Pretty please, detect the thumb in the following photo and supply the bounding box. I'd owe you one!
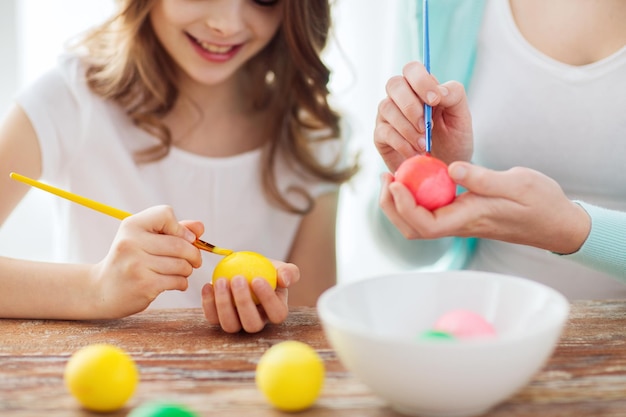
[180,220,205,240]
[273,261,300,288]
[448,161,513,198]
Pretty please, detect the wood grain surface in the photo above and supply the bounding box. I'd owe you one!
[1,301,626,416]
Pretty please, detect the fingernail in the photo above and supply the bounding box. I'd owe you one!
[184,230,196,243]
[252,277,269,290]
[232,276,247,289]
[426,91,438,104]
[449,164,468,181]
[216,278,228,291]
[388,184,401,198]
[438,85,449,96]
[282,272,291,287]
[418,118,425,132]
[417,137,426,151]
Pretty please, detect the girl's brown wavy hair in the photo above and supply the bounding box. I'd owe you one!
[75,0,358,214]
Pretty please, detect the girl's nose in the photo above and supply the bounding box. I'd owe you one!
[204,0,245,37]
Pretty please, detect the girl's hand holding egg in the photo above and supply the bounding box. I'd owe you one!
[212,251,277,304]
[202,252,300,333]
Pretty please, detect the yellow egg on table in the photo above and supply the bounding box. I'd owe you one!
[64,343,138,412]
[256,340,325,412]
[212,251,277,304]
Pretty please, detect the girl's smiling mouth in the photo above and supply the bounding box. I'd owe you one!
[186,33,242,59]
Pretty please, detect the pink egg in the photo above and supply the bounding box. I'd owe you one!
[433,309,496,339]
[393,154,456,211]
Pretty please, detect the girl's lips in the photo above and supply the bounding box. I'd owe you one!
[186,34,242,62]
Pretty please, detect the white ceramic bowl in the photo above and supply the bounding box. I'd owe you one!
[317,271,570,417]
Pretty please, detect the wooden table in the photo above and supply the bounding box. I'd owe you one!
[1,301,626,416]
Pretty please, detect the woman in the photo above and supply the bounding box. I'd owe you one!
[374,0,626,298]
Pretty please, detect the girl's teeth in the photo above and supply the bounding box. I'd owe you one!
[198,41,233,54]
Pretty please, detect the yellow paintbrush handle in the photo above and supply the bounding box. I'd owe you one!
[10,172,132,220]
[9,172,233,256]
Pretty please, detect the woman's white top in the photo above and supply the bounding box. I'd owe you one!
[17,54,338,308]
[467,0,626,298]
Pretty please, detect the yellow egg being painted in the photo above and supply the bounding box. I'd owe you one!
[212,251,277,304]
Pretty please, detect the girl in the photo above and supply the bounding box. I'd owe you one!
[374,0,626,297]
[0,0,357,332]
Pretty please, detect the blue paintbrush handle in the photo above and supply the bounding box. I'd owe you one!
[423,0,432,153]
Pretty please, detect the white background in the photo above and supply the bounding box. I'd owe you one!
[0,0,416,282]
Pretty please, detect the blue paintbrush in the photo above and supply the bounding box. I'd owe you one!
[423,0,432,154]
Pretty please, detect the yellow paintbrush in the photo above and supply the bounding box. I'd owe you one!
[9,172,233,256]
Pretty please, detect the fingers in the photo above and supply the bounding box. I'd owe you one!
[123,206,203,268]
[436,81,467,110]
[401,61,441,108]
[379,171,464,240]
[210,277,244,333]
[179,220,205,241]
[203,277,272,334]
[135,234,203,268]
[158,275,189,292]
[379,172,423,239]
[385,75,425,134]
[252,278,289,324]
[141,254,193,284]
[98,205,208,316]
[384,180,441,239]
[400,61,470,126]
[201,267,294,334]
[376,97,424,159]
[378,63,434,154]
[388,184,465,238]
[137,205,197,243]
[201,282,219,325]
[375,62,472,173]
[231,277,268,333]
[375,74,427,172]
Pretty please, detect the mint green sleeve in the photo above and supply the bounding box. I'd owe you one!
[560,201,626,281]
[415,0,486,87]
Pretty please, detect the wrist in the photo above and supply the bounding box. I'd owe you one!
[552,201,591,255]
[81,262,110,319]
